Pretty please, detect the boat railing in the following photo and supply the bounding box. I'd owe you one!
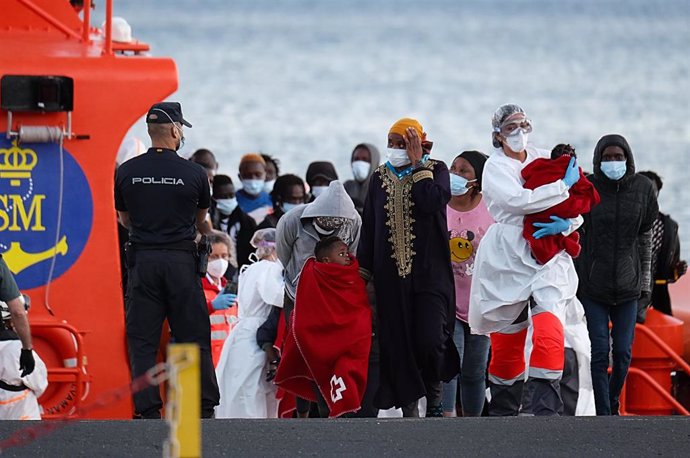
[633,323,690,377]
[620,322,690,416]
[12,0,149,56]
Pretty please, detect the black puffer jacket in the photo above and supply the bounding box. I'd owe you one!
[576,134,658,304]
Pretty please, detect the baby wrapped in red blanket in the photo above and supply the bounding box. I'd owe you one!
[522,145,600,264]
[274,236,372,417]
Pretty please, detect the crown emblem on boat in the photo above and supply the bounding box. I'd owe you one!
[0,140,38,186]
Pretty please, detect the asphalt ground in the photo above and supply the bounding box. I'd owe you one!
[1,417,689,457]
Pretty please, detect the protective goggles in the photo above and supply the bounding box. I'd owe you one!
[495,117,533,137]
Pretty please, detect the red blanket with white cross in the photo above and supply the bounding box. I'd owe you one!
[274,256,372,418]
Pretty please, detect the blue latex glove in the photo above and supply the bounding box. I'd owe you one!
[533,216,571,239]
[562,156,580,188]
[211,293,236,311]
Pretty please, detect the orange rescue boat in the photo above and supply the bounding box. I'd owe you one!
[0,0,178,419]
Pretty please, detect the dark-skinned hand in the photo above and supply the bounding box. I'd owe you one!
[404,127,424,165]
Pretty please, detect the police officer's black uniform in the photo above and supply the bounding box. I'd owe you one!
[114,102,219,418]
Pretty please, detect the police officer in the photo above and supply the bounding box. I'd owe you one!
[0,257,35,378]
[114,102,220,419]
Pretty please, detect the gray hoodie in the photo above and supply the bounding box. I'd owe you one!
[276,180,361,300]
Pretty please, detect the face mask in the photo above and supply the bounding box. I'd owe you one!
[313,221,336,237]
[450,174,477,196]
[241,179,264,196]
[386,148,411,168]
[263,179,276,193]
[215,198,238,215]
[504,129,528,153]
[207,258,229,278]
[282,202,299,213]
[171,122,185,151]
[352,161,371,182]
[311,186,328,198]
[600,160,627,181]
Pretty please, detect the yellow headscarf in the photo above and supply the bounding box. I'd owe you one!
[388,118,425,140]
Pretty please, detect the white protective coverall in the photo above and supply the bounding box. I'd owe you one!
[469,146,581,334]
[0,340,48,420]
[563,297,595,415]
[523,297,596,415]
[215,259,284,418]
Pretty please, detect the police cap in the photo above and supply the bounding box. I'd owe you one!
[146,102,192,128]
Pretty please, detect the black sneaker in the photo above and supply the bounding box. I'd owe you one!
[426,405,444,418]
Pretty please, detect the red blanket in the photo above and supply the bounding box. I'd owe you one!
[522,156,600,264]
[273,308,296,419]
[274,256,372,418]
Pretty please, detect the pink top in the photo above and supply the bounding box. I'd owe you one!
[447,201,494,322]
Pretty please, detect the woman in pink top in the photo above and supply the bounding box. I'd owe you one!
[441,151,493,416]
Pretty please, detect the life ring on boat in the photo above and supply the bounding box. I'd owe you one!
[32,323,89,418]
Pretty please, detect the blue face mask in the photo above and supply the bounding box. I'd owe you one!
[241,179,265,196]
[282,202,299,213]
[450,173,477,196]
[215,197,238,215]
[600,160,627,181]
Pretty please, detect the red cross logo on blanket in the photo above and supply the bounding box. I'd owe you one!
[330,375,347,403]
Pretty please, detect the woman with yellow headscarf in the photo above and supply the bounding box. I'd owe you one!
[357,118,460,417]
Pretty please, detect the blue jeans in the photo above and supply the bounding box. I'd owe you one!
[442,320,490,416]
[580,297,638,415]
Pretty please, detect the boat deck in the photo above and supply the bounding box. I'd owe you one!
[1,417,689,457]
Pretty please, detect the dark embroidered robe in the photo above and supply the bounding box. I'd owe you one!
[358,159,460,409]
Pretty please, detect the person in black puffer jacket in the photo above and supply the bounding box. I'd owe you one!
[575,134,658,416]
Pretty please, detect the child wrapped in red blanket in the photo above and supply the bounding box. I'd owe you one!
[522,145,600,264]
[274,236,372,417]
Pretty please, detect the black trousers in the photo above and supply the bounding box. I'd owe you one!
[561,348,580,416]
[125,249,220,418]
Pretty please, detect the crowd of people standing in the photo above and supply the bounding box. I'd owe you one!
[112,101,685,421]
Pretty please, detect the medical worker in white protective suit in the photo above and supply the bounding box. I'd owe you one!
[215,228,284,418]
[0,301,48,420]
[468,103,583,416]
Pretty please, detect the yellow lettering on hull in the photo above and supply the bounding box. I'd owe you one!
[0,195,46,231]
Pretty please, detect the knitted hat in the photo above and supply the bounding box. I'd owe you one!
[459,150,489,190]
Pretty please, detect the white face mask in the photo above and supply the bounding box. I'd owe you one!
[207,258,229,278]
[216,197,237,215]
[215,197,238,215]
[263,179,276,193]
[311,186,328,198]
[351,161,371,182]
[241,179,265,196]
[386,148,411,168]
[504,129,528,153]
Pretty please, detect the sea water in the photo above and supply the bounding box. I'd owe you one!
[113,0,690,255]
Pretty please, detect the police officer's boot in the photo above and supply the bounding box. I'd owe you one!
[521,377,563,416]
[488,380,524,416]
